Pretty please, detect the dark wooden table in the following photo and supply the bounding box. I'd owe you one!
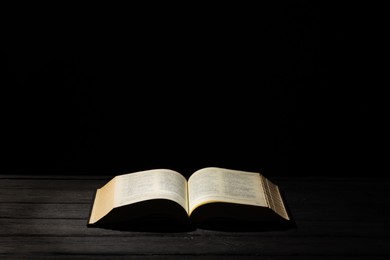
[1,175,389,259]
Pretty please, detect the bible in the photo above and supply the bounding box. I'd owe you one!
[87,167,293,231]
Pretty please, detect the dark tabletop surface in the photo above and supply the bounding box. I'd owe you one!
[1,175,389,259]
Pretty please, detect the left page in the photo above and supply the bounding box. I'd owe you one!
[114,169,188,213]
[88,169,188,225]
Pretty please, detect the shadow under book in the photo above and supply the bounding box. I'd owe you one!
[87,167,295,232]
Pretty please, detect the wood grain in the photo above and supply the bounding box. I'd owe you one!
[0,176,389,259]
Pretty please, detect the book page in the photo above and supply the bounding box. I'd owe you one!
[188,167,267,214]
[114,169,188,213]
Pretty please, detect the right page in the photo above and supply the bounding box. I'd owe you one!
[188,167,268,215]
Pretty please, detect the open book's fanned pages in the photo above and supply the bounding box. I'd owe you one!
[260,175,290,220]
[87,167,293,230]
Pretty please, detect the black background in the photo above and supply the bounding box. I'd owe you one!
[1,3,364,178]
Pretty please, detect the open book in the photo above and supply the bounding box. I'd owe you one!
[87,167,292,231]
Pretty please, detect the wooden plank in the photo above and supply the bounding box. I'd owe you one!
[1,176,388,188]
[0,236,389,256]
[1,187,387,209]
[0,179,108,190]
[0,203,87,219]
[2,256,388,260]
[2,200,388,222]
[1,178,389,205]
[1,177,388,195]
[0,189,95,203]
[1,178,389,222]
[0,218,389,238]
[0,199,388,224]
[0,175,112,180]
[1,175,388,181]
